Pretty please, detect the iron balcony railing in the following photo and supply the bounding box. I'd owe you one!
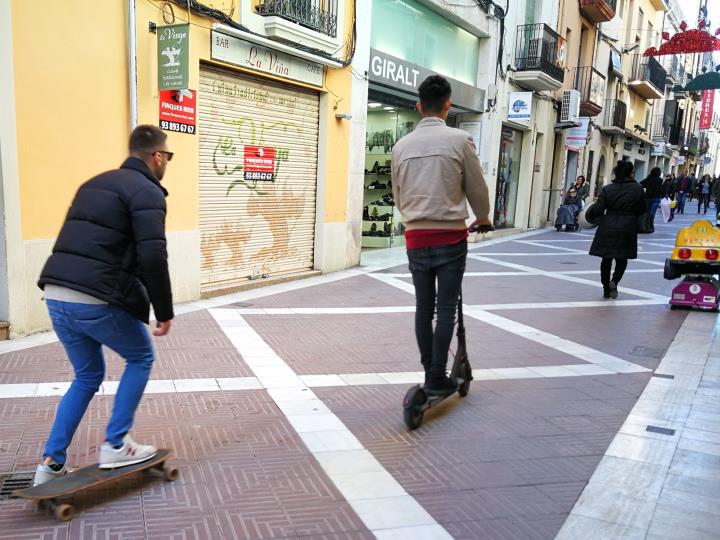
[651,115,670,141]
[514,23,566,83]
[630,54,667,94]
[257,0,338,37]
[602,99,627,129]
[574,66,606,110]
[661,55,681,84]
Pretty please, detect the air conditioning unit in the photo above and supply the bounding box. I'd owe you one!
[561,90,581,123]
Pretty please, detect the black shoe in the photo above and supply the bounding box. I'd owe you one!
[608,281,618,299]
[603,287,610,299]
[425,376,458,397]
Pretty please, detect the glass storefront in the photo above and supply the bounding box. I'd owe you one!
[494,126,522,229]
[362,92,421,248]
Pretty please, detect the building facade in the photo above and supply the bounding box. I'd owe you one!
[0,0,365,335]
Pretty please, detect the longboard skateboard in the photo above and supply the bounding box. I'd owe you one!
[13,449,178,521]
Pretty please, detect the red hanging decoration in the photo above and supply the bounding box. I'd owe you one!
[662,31,670,40]
[644,29,720,56]
[680,21,688,31]
[699,20,707,30]
[716,28,720,36]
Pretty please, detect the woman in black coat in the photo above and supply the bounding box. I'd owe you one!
[587,161,647,298]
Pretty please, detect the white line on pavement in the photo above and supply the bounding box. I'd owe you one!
[469,254,667,301]
[367,274,651,375]
[207,308,454,539]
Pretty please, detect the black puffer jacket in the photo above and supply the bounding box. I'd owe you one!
[38,157,173,323]
[588,177,646,259]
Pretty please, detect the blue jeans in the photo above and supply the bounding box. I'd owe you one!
[677,192,687,213]
[647,197,662,224]
[407,241,467,381]
[44,300,155,464]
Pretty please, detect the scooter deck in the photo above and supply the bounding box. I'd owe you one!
[13,449,172,501]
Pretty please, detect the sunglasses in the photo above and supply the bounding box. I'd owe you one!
[156,150,174,162]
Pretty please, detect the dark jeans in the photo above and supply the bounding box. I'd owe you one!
[601,258,628,287]
[677,192,687,213]
[407,241,467,381]
[698,193,710,213]
[647,197,662,224]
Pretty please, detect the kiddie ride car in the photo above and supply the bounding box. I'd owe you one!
[664,220,720,311]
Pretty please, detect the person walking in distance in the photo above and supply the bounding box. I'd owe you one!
[676,174,688,214]
[34,125,174,485]
[697,174,712,214]
[640,167,663,225]
[587,161,646,299]
[392,75,491,396]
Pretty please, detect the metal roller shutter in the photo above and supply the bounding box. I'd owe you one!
[198,64,319,292]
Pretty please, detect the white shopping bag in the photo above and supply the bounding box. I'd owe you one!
[660,197,671,223]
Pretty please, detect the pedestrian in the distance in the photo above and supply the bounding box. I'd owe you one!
[697,174,712,214]
[34,125,175,486]
[587,160,646,299]
[640,167,663,225]
[392,75,491,396]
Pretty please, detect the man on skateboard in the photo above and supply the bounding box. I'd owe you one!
[391,75,491,396]
[34,125,174,485]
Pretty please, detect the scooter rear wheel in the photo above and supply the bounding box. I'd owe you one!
[403,386,426,430]
[458,362,472,397]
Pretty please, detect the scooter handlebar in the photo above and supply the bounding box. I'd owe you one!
[468,224,494,234]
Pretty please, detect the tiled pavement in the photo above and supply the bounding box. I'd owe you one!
[0,212,719,538]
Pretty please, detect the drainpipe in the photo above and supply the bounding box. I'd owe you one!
[128,0,138,129]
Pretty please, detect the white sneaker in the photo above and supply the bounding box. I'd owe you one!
[33,462,68,486]
[98,435,157,469]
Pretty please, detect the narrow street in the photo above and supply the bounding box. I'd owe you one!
[1,212,718,539]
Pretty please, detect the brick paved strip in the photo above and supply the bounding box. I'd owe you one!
[208,308,454,539]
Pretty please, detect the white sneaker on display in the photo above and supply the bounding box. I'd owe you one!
[98,435,157,469]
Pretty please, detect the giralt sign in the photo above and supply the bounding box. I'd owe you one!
[368,48,485,113]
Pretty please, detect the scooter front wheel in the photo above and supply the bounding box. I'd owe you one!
[403,385,426,430]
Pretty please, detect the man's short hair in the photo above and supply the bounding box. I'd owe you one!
[418,75,452,113]
[129,125,167,155]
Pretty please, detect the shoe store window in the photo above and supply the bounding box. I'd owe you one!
[494,126,522,229]
[363,93,455,248]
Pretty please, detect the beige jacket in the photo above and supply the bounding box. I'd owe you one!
[391,117,490,230]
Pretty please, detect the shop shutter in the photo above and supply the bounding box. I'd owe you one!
[198,64,319,293]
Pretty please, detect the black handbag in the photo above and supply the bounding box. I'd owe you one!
[637,212,654,234]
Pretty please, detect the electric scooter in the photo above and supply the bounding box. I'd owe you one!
[401,223,492,430]
[402,291,472,430]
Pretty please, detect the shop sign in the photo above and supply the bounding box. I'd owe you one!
[566,117,590,147]
[244,146,276,182]
[651,143,665,156]
[508,92,532,123]
[211,31,323,87]
[369,48,485,113]
[159,89,196,134]
[700,90,715,130]
[158,24,190,91]
[677,156,686,165]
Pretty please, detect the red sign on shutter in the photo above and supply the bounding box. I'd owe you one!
[159,89,196,134]
[700,90,715,130]
[243,146,276,181]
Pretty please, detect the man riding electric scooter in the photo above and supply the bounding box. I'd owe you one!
[391,75,491,397]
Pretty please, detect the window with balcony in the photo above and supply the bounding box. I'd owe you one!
[629,54,666,99]
[579,0,617,24]
[573,66,606,117]
[513,23,566,90]
[601,99,627,133]
[256,0,338,38]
